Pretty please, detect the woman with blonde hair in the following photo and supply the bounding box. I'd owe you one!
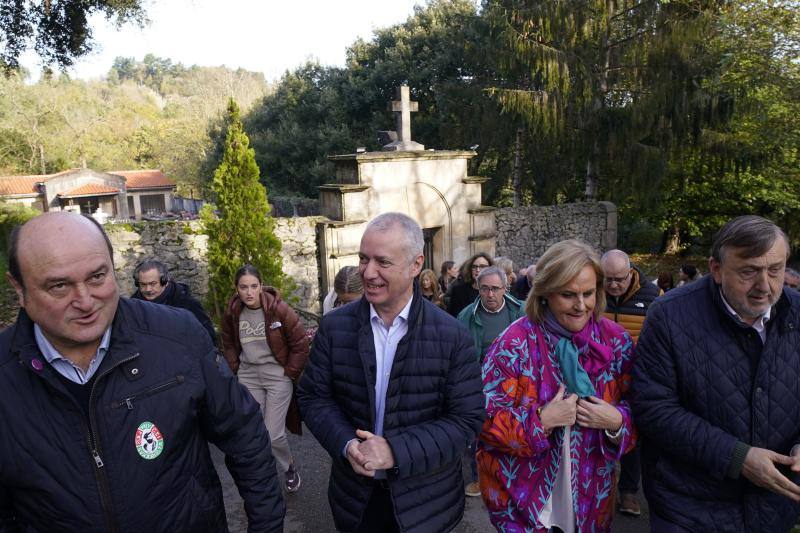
[419,268,445,308]
[478,240,636,532]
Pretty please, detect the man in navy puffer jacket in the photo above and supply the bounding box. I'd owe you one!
[0,212,284,532]
[299,212,484,533]
[632,215,800,532]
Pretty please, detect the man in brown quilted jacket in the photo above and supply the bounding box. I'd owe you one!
[601,248,661,517]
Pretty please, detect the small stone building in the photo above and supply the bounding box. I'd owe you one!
[0,168,176,220]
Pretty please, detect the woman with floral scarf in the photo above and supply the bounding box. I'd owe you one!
[478,239,636,532]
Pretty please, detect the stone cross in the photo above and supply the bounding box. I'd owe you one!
[382,85,425,151]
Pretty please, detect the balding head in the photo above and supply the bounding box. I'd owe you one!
[9,212,114,288]
[601,249,633,297]
[6,212,119,362]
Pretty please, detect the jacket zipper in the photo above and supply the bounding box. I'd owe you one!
[87,351,140,533]
[112,375,185,410]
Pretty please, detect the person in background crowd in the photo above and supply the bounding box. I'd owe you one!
[512,262,537,301]
[439,260,458,294]
[457,265,525,498]
[322,265,363,315]
[632,215,800,532]
[784,267,800,290]
[656,271,674,293]
[419,268,445,308]
[493,256,516,289]
[676,263,699,287]
[446,252,493,317]
[299,212,484,533]
[131,258,217,345]
[479,239,636,532]
[221,264,309,494]
[0,212,285,531]
[601,249,660,517]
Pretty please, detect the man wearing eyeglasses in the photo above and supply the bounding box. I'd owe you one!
[631,215,800,532]
[600,248,661,518]
[457,265,525,498]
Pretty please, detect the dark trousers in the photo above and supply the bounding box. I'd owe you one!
[618,443,641,494]
[356,484,399,533]
[650,512,695,533]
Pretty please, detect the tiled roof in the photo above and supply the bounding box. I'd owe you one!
[59,184,120,198]
[109,169,175,190]
[0,168,176,196]
[0,176,42,195]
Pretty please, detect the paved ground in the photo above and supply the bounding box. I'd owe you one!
[213,427,649,532]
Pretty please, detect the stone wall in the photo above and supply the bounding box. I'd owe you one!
[106,217,323,316]
[494,201,617,268]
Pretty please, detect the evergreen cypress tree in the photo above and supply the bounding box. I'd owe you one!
[201,98,290,319]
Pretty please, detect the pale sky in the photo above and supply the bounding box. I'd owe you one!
[22,0,427,81]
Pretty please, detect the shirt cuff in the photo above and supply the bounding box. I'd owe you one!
[726,441,751,479]
[342,438,360,458]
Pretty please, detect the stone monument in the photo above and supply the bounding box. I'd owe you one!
[316,84,496,300]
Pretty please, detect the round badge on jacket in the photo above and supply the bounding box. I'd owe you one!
[135,421,165,460]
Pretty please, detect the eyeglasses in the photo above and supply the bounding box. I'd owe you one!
[479,285,504,294]
[472,263,489,271]
[605,271,631,285]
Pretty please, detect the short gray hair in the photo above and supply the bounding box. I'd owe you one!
[364,212,424,263]
[477,265,507,287]
[711,215,790,262]
[600,249,630,268]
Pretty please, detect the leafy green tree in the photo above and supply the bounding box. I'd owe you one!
[639,0,800,252]
[201,99,290,320]
[0,0,146,71]
[482,0,728,200]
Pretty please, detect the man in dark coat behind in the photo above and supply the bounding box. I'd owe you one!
[131,258,217,345]
[631,215,800,532]
[298,212,485,533]
[0,212,284,532]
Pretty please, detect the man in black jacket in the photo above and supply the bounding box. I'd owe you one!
[632,215,800,532]
[0,212,283,532]
[298,212,484,533]
[131,258,217,345]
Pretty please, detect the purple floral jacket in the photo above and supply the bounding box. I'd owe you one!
[477,316,636,532]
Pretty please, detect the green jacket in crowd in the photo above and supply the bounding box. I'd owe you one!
[457,293,525,362]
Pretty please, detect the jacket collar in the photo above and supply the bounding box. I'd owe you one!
[357,280,424,333]
[10,299,142,384]
[610,265,644,306]
[707,274,797,336]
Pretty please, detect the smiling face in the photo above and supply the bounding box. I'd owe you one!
[545,265,597,333]
[8,213,119,361]
[710,237,787,324]
[358,225,423,321]
[236,274,263,310]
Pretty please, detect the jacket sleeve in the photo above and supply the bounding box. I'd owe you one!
[276,302,309,381]
[479,326,552,457]
[598,330,637,461]
[219,304,240,374]
[297,321,357,464]
[197,333,285,532]
[385,325,486,479]
[631,302,742,480]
